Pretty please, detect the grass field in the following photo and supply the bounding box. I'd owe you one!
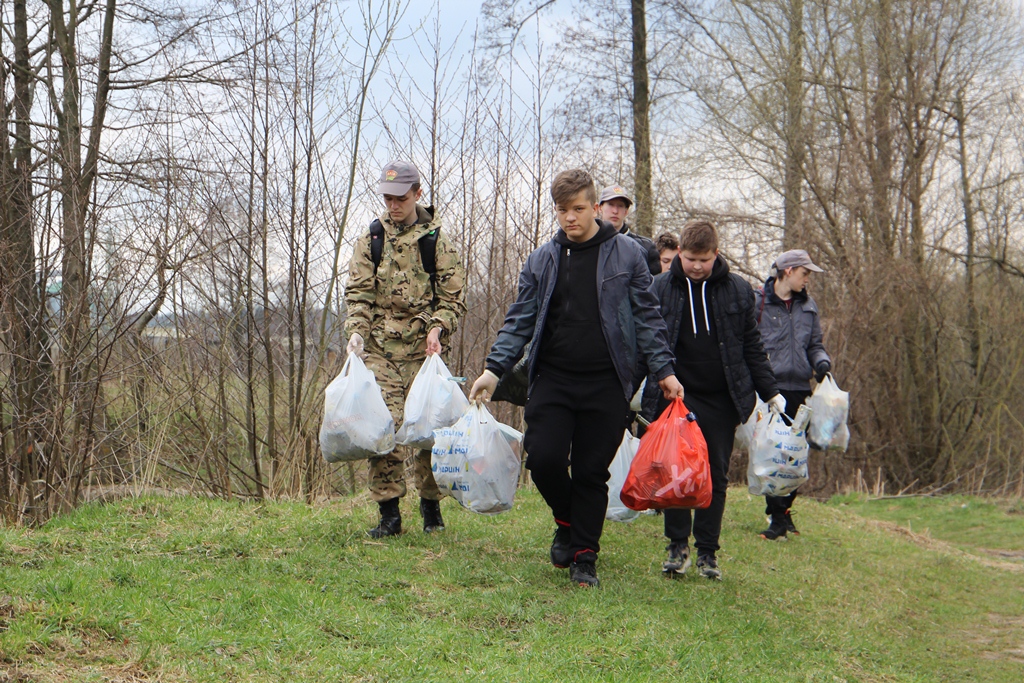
[2,487,1023,681]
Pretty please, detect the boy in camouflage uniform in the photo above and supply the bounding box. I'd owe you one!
[344,160,466,538]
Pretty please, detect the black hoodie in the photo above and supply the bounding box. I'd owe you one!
[538,220,619,375]
[669,254,729,395]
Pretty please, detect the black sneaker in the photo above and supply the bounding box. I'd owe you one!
[569,551,600,588]
[696,553,722,580]
[783,509,799,535]
[550,525,572,568]
[662,542,692,578]
[760,516,788,541]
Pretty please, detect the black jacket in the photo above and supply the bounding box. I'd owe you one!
[638,255,778,422]
[620,224,661,276]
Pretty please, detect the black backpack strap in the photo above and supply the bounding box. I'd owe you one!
[419,228,439,310]
[369,219,384,274]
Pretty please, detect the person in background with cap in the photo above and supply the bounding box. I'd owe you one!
[754,248,831,541]
[599,184,661,276]
[344,160,466,538]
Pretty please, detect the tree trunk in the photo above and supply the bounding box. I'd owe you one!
[631,0,654,238]
[782,0,805,246]
[955,95,980,376]
[0,0,45,522]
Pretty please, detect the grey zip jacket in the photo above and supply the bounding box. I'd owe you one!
[755,276,830,391]
[485,221,675,402]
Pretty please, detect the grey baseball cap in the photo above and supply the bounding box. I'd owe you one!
[376,160,420,195]
[599,184,632,206]
[774,249,824,273]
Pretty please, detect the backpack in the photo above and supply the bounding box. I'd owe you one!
[369,219,439,309]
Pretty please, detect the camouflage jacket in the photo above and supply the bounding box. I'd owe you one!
[344,205,466,360]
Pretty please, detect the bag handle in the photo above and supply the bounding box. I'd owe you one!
[340,354,356,377]
[651,398,696,467]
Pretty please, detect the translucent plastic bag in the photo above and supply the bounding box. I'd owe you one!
[629,378,646,413]
[430,403,522,515]
[606,430,641,522]
[395,355,470,450]
[747,409,809,496]
[734,397,767,452]
[807,374,850,451]
[620,398,712,510]
[319,355,395,463]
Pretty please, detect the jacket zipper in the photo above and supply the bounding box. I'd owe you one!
[788,303,797,381]
[565,248,572,316]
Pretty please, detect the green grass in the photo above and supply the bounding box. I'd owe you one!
[2,488,1023,681]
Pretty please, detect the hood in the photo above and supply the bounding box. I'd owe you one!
[671,254,730,336]
[670,252,730,285]
[553,218,618,250]
[763,275,808,305]
[381,204,438,238]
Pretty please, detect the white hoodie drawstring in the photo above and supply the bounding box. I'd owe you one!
[688,280,698,336]
[687,279,711,336]
[701,280,710,333]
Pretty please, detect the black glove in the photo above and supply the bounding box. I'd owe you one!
[814,360,831,383]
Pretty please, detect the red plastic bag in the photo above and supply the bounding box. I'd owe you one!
[620,398,712,510]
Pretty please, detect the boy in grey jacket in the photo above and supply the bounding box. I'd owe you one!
[470,169,683,588]
[755,249,831,540]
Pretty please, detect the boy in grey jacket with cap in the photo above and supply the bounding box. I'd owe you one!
[754,248,831,540]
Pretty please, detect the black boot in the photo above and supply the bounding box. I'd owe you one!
[760,513,788,541]
[368,498,402,538]
[420,498,445,533]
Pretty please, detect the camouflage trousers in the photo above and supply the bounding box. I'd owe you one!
[363,349,442,503]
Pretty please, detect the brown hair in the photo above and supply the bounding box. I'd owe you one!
[679,220,719,254]
[655,232,679,253]
[550,169,598,206]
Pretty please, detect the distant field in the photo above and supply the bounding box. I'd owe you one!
[1,488,1022,681]
[828,492,1024,560]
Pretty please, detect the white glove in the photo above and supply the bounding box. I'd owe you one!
[469,369,499,402]
[346,333,365,359]
[767,394,787,415]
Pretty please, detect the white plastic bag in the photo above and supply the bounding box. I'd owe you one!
[747,409,809,496]
[319,355,395,462]
[735,397,767,452]
[395,355,470,450]
[629,378,646,413]
[607,430,641,522]
[430,403,522,515]
[807,374,850,451]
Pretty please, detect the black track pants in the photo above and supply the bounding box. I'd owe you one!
[523,369,627,558]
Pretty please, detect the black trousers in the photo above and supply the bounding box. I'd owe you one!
[764,388,813,517]
[523,368,627,558]
[661,392,739,554]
